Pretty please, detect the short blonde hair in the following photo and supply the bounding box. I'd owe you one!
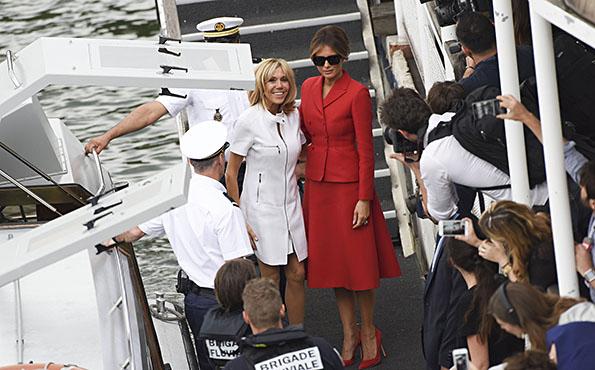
[249,58,296,114]
[242,278,282,329]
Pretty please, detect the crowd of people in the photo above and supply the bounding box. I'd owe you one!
[379,6,595,370]
[86,5,595,370]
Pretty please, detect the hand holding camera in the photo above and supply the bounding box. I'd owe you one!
[384,127,420,163]
[495,95,534,123]
[452,348,469,370]
[438,220,468,237]
[471,98,507,120]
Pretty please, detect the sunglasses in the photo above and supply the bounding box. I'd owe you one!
[311,55,342,67]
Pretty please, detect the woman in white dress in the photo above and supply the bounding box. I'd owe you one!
[225,58,307,325]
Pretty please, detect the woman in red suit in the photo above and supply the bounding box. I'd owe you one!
[300,26,401,369]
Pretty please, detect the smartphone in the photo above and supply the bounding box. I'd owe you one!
[471,98,506,120]
[452,348,469,370]
[438,220,467,237]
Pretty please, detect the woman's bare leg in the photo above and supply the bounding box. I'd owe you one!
[284,253,305,325]
[257,259,280,287]
[355,289,377,360]
[334,288,360,361]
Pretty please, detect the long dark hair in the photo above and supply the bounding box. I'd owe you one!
[488,282,580,351]
[309,25,350,60]
[446,238,500,342]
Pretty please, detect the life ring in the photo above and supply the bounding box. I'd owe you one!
[0,363,86,370]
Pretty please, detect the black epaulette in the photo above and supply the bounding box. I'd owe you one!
[223,192,240,207]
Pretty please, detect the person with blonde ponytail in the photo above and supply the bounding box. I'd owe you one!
[458,200,557,291]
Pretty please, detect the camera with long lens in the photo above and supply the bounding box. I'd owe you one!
[384,127,420,162]
[419,0,492,27]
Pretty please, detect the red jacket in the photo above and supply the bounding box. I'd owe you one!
[299,71,374,200]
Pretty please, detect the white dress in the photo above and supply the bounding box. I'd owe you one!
[230,104,307,265]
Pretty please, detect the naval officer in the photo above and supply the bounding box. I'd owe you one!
[84,16,249,158]
[114,120,253,370]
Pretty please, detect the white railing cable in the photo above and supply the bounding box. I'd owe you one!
[0,168,61,216]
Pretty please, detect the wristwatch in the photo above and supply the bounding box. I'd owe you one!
[583,268,595,285]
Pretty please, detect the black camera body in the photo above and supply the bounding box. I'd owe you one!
[384,127,420,162]
[426,0,492,27]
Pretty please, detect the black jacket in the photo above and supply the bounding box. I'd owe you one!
[422,237,467,370]
[223,327,343,370]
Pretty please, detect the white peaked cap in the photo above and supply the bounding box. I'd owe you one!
[196,17,244,38]
[180,120,228,160]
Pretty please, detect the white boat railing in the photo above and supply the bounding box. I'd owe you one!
[527,0,595,297]
[494,0,532,205]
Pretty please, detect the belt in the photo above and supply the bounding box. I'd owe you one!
[189,281,215,297]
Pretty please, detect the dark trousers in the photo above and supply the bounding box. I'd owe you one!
[185,291,218,370]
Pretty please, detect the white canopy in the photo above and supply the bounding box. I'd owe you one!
[0,37,255,117]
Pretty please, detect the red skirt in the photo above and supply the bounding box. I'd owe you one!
[303,180,401,290]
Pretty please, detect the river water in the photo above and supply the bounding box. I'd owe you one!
[1,0,183,299]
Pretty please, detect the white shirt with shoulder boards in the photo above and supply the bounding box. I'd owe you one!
[420,112,550,220]
[138,174,253,289]
[156,89,250,158]
[230,104,308,266]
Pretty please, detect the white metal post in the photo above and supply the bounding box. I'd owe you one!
[529,1,579,297]
[493,0,531,205]
[393,0,405,41]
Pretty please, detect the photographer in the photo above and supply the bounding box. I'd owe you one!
[380,86,549,221]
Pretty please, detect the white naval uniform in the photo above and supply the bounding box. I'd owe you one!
[230,104,307,266]
[138,174,253,289]
[156,89,250,157]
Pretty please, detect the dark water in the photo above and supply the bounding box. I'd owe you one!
[1,0,182,299]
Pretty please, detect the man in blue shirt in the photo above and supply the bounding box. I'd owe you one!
[456,12,535,95]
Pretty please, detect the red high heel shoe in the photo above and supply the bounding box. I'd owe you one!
[358,328,386,369]
[342,337,361,366]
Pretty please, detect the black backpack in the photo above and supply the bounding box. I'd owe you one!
[427,85,547,189]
